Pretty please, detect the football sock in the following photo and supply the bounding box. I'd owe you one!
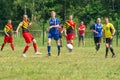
[98,44,100,51]
[110,47,115,55]
[33,43,37,52]
[58,45,61,52]
[47,46,51,53]
[10,43,14,51]
[105,47,109,57]
[23,45,30,53]
[1,43,6,51]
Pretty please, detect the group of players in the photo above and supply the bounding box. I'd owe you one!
[0,11,116,58]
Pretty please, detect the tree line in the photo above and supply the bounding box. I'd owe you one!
[0,0,120,30]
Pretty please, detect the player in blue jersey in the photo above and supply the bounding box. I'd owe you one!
[91,18,103,52]
[47,11,61,56]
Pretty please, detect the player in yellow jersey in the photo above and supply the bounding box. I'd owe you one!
[1,19,14,51]
[16,14,41,57]
[103,17,116,58]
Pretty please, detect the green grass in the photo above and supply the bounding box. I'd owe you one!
[0,36,120,80]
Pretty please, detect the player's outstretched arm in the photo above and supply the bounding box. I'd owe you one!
[29,16,36,26]
[16,22,22,34]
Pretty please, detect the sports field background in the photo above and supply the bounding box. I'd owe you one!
[0,34,120,80]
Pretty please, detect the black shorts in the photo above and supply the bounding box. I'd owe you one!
[78,34,84,41]
[94,37,101,44]
[106,38,112,45]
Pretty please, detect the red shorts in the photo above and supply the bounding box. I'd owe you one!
[4,36,13,43]
[22,32,34,43]
[66,33,75,41]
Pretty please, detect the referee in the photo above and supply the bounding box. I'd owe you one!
[103,17,116,58]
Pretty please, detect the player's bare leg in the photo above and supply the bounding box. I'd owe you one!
[10,42,14,51]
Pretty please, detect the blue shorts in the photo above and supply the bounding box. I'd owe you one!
[48,33,59,41]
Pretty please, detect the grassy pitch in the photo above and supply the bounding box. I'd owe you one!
[0,37,120,80]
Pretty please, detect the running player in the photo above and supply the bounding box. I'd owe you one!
[1,19,14,51]
[16,14,41,57]
[64,15,76,52]
[91,18,103,52]
[78,21,86,47]
[103,17,116,58]
[47,11,61,56]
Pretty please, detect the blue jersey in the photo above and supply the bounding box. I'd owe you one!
[92,23,103,37]
[49,18,60,34]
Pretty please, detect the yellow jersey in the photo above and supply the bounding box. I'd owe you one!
[18,20,29,32]
[102,23,115,38]
[4,24,13,36]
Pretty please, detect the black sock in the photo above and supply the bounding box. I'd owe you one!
[98,44,100,51]
[106,47,109,57]
[110,47,115,55]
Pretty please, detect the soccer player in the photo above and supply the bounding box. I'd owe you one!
[58,24,63,47]
[47,11,61,56]
[1,19,14,51]
[103,17,116,58]
[78,21,86,47]
[16,14,41,57]
[64,15,76,52]
[91,18,102,52]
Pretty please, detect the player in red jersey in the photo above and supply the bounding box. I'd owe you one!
[16,15,41,57]
[1,19,14,51]
[64,15,76,52]
[78,21,86,47]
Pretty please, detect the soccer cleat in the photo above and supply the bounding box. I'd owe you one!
[22,54,27,57]
[48,53,51,56]
[112,54,116,58]
[58,51,60,56]
[35,52,42,55]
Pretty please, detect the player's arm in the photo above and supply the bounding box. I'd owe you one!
[29,17,36,26]
[91,25,98,34]
[16,22,23,34]
[4,27,9,36]
[110,24,116,39]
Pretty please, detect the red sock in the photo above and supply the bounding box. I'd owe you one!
[33,43,37,52]
[1,43,6,51]
[10,43,14,51]
[23,45,30,53]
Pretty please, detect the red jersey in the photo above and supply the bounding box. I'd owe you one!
[78,25,85,35]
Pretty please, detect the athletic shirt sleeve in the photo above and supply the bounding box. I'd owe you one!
[91,24,95,30]
[18,22,23,28]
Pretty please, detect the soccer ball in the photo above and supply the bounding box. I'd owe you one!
[66,44,73,50]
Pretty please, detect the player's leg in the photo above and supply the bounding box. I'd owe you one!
[82,35,85,46]
[10,42,14,51]
[1,42,6,51]
[56,40,61,56]
[105,38,109,58]
[78,34,81,47]
[47,38,51,56]
[54,34,61,56]
[94,37,98,51]
[59,34,62,47]
[109,39,116,58]
[96,37,101,51]
[10,36,14,51]
[32,39,41,54]
[22,43,30,57]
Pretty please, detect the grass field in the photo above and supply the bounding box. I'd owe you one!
[0,36,120,80]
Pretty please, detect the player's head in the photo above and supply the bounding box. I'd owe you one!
[97,18,101,24]
[104,17,109,24]
[23,14,28,20]
[51,11,56,18]
[81,21,84,25]
[8,19,12,24]
[69,15,73,20]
